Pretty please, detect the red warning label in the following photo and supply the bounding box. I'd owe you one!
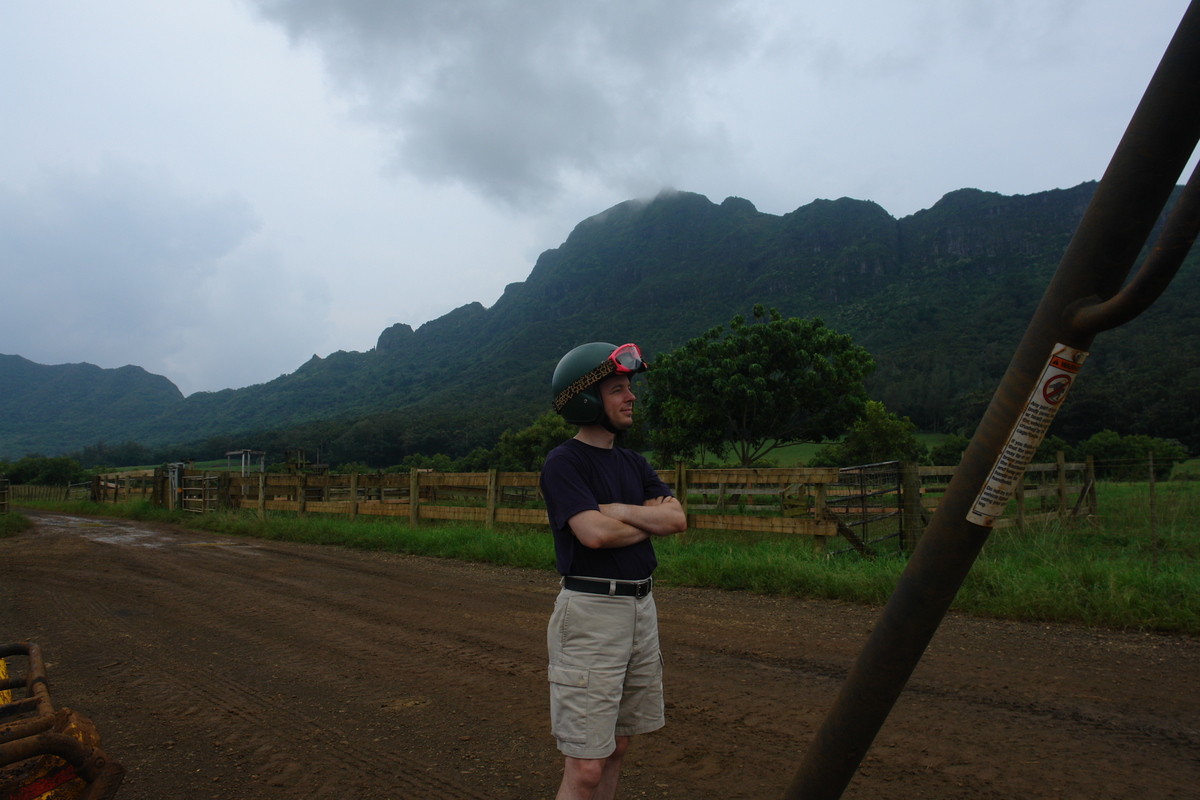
[968,343,1088,527]
[1042,374,1072,405]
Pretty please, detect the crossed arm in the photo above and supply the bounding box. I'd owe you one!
[567,495,687,550]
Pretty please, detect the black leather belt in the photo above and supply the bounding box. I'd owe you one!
[563,576,653,598]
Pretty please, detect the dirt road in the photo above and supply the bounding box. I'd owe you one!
[2,511,1197,799]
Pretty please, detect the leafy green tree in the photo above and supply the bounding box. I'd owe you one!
[0,455,85,485]
[809,401,928,466]
[644,305,875,467]
[927,433,970,466]
[1033,434,1073,463]
[479,411,577,472]
[446,412,578,472]
[1072,429,1187,480]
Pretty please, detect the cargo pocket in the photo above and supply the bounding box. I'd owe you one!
[547,664,589,744]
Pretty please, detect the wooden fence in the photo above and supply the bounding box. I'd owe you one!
[144,455,1096,554]
[918,454,1096,532]
[147,466,846,549]
[90,472,155,504]
[3,454,1096,555]
[0,478,8,514]
[6,484,85,503]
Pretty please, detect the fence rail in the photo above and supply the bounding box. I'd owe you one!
[91,471,155,505]
[9,485,65,502]
[4,454,1098,556]
[143,456,1098,554]
[918,454,1095,531]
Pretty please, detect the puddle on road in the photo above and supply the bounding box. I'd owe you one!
[36,514,252,551]
[37,515,169,547]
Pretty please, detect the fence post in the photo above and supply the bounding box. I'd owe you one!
[486,469,498,529]
[1056,450,1067,521]
[812,478,828,555]
[409,468,420,527]
[349,471,359,522]
[1086,455,1098,516]
[859,470,869,543]
[258,473,266,519]
[217,472,230,511]
[297,472,307,517]
[1015,477,1026,533]
[899,462,922,551]
[674,462,688,514]
[1149,451,1159,569]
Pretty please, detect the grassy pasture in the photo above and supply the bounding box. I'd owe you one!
[684,432,954,468]
[12,478,1199,633]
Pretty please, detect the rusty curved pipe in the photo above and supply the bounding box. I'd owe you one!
[785,3,1200,798]
[1067,158,1200,335]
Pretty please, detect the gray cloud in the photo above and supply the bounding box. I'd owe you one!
[0,160,330,394]
[248,0,755,207]
[0,161,256,352]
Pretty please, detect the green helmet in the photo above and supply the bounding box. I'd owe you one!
[552,342,646,425]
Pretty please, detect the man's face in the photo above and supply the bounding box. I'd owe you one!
[598,375,636,430]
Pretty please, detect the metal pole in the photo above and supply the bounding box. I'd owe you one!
[786,4,1200,797]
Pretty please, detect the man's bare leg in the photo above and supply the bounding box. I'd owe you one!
[557,736,629,800]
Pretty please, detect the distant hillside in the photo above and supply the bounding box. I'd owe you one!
[3,181,1197,464]
[0,355,183,456]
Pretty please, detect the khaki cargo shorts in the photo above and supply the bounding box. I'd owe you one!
[546,585,665,759]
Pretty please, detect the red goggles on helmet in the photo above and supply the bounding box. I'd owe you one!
[609,343,645,374]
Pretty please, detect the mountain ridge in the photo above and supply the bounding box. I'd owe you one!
[5,179,1197,463]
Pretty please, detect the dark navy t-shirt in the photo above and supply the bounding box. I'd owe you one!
[540,438,673,580]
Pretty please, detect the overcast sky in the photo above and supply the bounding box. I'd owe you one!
[1,0,1195,396]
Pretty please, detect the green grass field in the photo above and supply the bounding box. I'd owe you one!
[681,433,954,468]
[12,477,1198,633]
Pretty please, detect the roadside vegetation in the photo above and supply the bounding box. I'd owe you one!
[0,511,32,538]
[12,477,1199,634]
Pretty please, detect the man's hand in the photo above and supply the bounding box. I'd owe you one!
[643,495,677,508]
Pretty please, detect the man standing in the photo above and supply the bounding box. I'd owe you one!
[540,342,687,800]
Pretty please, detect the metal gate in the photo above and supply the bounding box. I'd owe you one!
[827,461,903,556]
[180,474,218,514]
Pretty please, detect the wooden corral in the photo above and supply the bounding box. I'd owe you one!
[137,456,1096,556]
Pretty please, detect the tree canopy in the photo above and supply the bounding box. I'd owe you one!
[808,400,928,467]
[643,305,874,467]
[0,455,86,486]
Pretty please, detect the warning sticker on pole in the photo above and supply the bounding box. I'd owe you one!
[967,343,1088,527]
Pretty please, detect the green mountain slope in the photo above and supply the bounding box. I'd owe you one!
[4,180,1197,463]
[0,355,184,456]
